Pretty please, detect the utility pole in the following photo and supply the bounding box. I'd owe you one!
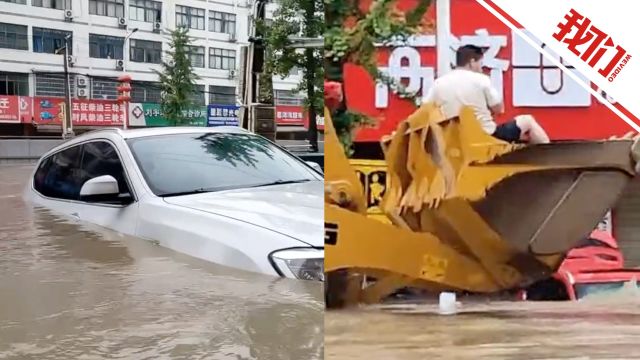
[121,28,138,130]
[57,34,73,139]
[123,28,138,74]
[242,0,323,148]
[436,0,451,77]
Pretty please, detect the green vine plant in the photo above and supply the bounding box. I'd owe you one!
[325,0,433,154]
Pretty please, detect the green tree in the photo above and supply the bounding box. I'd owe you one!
[261,0,324,152]
[325,0,433,154]
[155,26,200,126]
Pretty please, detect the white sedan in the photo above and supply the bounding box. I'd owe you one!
[26,127,324,281]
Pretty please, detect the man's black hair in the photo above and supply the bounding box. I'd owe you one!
[456,44,485,67]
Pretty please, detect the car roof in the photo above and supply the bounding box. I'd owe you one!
[42,126,252,158]
[85,126,250,139]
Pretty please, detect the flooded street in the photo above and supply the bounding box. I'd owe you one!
[326,292,640,359]
[0,164,323,360]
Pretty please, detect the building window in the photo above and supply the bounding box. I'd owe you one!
[91,78,118,100]
[131,81,161,103]
[33,27,72,54]
[129,0,161,22]
[35,74,75,97]
[32,0,71,9]
[175,5,204,30]
[89,0,125,18]
[275,89,304,106]
[89,34,124,60]
[209,11,236,36]
[0,72,29,96]
[187,46,205,68]
[0,23,28,51]
[209,86,236,105]
[130,39,162,64]
[209,48,236,70]
[1,0,26,4]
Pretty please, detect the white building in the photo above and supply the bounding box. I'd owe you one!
[0,0,303,127]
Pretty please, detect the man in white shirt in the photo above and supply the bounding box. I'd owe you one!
[424,45,550,144]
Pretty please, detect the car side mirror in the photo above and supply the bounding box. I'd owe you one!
[80,175,132,205]
[306,161,323,175]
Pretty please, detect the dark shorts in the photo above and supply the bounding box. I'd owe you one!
[492,120,522,142]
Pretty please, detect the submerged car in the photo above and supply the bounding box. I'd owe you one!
[26,127,324,281]
[521,230,640,300]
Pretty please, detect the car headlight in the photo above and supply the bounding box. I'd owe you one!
[270,248,324,282]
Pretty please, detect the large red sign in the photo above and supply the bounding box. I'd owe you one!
[0,96,31,123]
[33,97,123,126]
[345,0,633,142]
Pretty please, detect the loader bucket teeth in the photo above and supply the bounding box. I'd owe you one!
[324,104,639,309]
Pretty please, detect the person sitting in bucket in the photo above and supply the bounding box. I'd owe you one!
[424,44,551,144]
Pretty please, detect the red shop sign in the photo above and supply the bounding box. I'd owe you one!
[0,96,31,123]
[33,97,124,126]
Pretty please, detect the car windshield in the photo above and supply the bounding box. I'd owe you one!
[127,132,320,197]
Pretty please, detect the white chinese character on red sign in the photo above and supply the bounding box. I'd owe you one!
[88,103,96,112]
[72,113,80,121]
[511,29,590,107]
[104,104,111,112]
[104,113,112,122]
[97,103,104,112]
[451,29,509,99]
[113,104,120,113]
[376,35,436,108]
[73,103,80,111]
[80,103,88,112]
[0,98,8,110]
[97,114,104,122]
[88,113,96,122]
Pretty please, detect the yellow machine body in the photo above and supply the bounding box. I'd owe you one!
[325,103,640,308]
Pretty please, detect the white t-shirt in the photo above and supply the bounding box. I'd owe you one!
[424,69,502,134]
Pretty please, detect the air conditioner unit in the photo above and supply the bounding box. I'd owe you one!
[117,17,127,28]
[228,69,237,79]
[116,59,124,70]
[229,32,237,42]
[64,10,73,21]
[67,55,76,66]
[153,21,161,33]
[76,75,89,87]
[76,88,89,98]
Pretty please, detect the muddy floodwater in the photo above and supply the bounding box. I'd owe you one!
[326,286,640,359]
[0,164,323,360]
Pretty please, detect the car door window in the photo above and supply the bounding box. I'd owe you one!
[33,145,84,200]
[80,141,132,197]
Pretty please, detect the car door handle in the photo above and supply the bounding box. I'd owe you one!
[71,212,80,220]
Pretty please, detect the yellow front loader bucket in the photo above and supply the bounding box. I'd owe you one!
[325,103,640,309]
